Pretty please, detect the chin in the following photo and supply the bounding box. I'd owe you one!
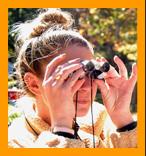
[77,111,88,117]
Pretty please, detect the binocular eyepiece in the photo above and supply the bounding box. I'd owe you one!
[81,60,110,79]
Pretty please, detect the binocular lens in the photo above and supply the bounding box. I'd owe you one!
[100,62,110,72]
[81,60,110,79]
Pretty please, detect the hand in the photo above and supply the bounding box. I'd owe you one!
[42,54,85,129]
[96,56,137,128]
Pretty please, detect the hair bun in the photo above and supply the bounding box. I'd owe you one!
[30,9,74,38]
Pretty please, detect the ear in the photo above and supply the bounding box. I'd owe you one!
[24,72,41,96]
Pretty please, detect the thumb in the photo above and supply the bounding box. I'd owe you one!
[96,80,109,98]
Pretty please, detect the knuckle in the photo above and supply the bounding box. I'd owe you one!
[61,68,68,74]
[55,65,62,72]
[42,77,52,87]
[57,65,62,69]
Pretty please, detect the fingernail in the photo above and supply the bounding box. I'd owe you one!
[132,63,137,67]
[60,53,66,57]
[73,58,81,60]
[114,55,118,60]
[68,58,80,63]
[101,57,107,62]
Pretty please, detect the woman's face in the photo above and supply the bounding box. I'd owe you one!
[41,45,98,117]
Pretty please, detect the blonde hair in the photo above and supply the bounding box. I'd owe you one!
[13,9,93,95]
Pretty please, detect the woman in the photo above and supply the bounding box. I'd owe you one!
[8,9,137,148]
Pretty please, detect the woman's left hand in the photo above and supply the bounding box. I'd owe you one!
[96,56,137,128]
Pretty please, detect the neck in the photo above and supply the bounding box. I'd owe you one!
[35,97,51,126]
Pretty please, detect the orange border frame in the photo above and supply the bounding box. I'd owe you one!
[0,0,145,155]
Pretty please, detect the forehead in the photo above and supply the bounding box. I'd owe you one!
[40,45,94,77]
[61,45,94,63]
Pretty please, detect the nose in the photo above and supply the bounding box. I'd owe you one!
[79,77,91,91]
[78,77,98,94]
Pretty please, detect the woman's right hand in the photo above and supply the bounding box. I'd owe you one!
[42,54,85,129]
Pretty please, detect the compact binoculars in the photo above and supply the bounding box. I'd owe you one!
[81,60,110,79]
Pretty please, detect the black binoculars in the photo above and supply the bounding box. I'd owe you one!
[81,60,110,79]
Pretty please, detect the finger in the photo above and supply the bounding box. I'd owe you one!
[100,57,108,62]
[52,63,82,86]
[96,79,109,99]
[44,54,66,81]
[67,58,81,64]
[96,57,108,62]
[60,58,81,69]
[104,65,120,79]
[64,68,85,88]
[96,59,120,79]
[104,77,121,87]
[72,79,86,95]
[114,55,128,79]
[128,63,137,90]
[96,57,102,62]
[54,58,81,73]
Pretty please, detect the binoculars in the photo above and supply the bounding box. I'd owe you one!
[81,60,110,79]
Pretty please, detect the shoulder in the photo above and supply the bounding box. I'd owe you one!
[8,116,37,148]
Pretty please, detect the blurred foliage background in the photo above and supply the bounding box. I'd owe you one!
[8,8,137,117]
